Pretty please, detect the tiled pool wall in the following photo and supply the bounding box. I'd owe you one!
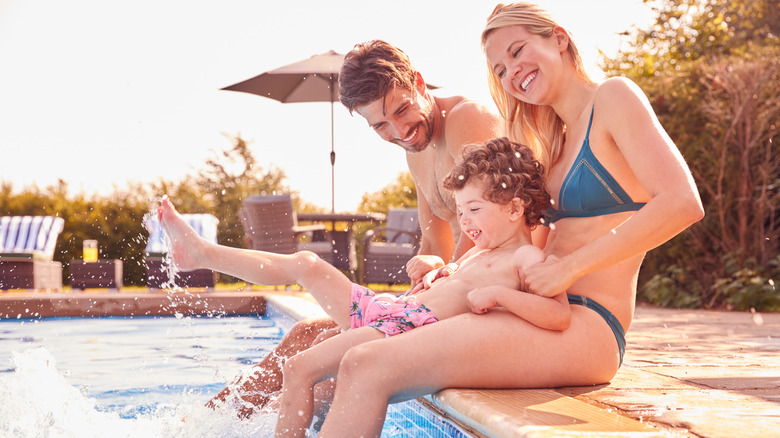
[385,398,475,438]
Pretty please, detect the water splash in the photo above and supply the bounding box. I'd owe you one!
[0,348,278,437]
[142,196,192,313]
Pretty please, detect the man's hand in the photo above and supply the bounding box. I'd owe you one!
[408,263,457,295]
[406,255,445,286]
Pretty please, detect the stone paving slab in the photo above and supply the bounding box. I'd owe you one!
[557,305,780,438]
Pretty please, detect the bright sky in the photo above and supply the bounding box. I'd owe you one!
[0,0,654,212]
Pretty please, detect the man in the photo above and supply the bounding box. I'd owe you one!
[209,40,502,417]
[340,40,501,279]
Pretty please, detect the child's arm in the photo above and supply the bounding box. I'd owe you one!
[467,245,571,331]
[468,287,571,331]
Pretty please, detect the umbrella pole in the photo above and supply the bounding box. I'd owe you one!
[329,80,336,214]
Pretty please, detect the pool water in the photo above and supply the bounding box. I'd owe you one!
[0,313,471,437]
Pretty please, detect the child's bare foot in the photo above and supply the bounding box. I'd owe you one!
[157,196,206,271]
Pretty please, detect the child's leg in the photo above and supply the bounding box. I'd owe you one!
[159,197,354,327]
[275,327,384,438]
[206,318,339,417]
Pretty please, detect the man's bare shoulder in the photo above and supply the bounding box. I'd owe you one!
[435,95,503,157]
[443,96,500,125]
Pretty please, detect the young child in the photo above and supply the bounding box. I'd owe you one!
[157,137,570,436]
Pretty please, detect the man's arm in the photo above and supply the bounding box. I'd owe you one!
[406,185,454,284]
[415,186,454,259]
[449,230,475,261]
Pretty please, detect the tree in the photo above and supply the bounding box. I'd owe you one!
[168,134,291,249]
[603,0,779,78]
[603,0,780,310]
[357,171,417,215]
[0,180,154,286]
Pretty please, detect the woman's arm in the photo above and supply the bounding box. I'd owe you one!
[523,78,704,297]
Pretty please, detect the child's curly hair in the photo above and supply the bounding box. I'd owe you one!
[443,137,551,227]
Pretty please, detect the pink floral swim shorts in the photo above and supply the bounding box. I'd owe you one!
[349,284,438,336]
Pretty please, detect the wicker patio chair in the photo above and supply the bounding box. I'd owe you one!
[361,208,421,285]
[241,194,334,264]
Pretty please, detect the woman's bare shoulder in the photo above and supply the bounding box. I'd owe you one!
[594,77,652,110]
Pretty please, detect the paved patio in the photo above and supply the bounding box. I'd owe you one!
[558,304,780,437]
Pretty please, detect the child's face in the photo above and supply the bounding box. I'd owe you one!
[454,181,515,250]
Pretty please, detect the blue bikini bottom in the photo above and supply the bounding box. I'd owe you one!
[568,294,626,366]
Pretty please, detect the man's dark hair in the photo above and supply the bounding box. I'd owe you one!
[339,40,417,113]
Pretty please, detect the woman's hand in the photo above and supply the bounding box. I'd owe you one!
[406,255,445,285]
[520,255,580,298]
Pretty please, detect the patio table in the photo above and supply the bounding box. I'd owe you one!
[69,259,123,291]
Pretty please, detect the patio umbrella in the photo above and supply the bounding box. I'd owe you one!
[221,50,345,213]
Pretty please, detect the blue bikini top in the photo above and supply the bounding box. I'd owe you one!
[542,108,645,225]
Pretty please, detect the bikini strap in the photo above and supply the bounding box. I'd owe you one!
[585,106,594,140]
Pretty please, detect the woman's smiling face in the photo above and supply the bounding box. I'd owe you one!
[484,25,565,104]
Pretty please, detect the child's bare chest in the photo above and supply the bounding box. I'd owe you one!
[429,250,519,296]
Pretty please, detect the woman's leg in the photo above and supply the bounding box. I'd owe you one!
[159,197,355,327]
[319,308,621,437]
[275,327,384,438]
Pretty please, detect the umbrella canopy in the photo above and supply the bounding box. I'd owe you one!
[222,50,345,212]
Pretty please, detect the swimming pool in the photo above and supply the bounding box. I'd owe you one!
[0,312,472,437]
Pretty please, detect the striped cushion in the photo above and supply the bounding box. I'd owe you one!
[144,214,219,254]
[0,216,65,260]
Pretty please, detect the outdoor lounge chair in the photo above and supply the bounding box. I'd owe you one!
[0,215,65,290]
[240,194,334,264]
[361,208,421,284]
[144,213,220,289]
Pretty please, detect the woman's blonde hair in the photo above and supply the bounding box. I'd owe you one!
[481,2,591,170]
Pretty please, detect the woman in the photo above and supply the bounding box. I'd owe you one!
[315,3,705,436]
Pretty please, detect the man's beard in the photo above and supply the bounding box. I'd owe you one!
[397,109,435,153]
